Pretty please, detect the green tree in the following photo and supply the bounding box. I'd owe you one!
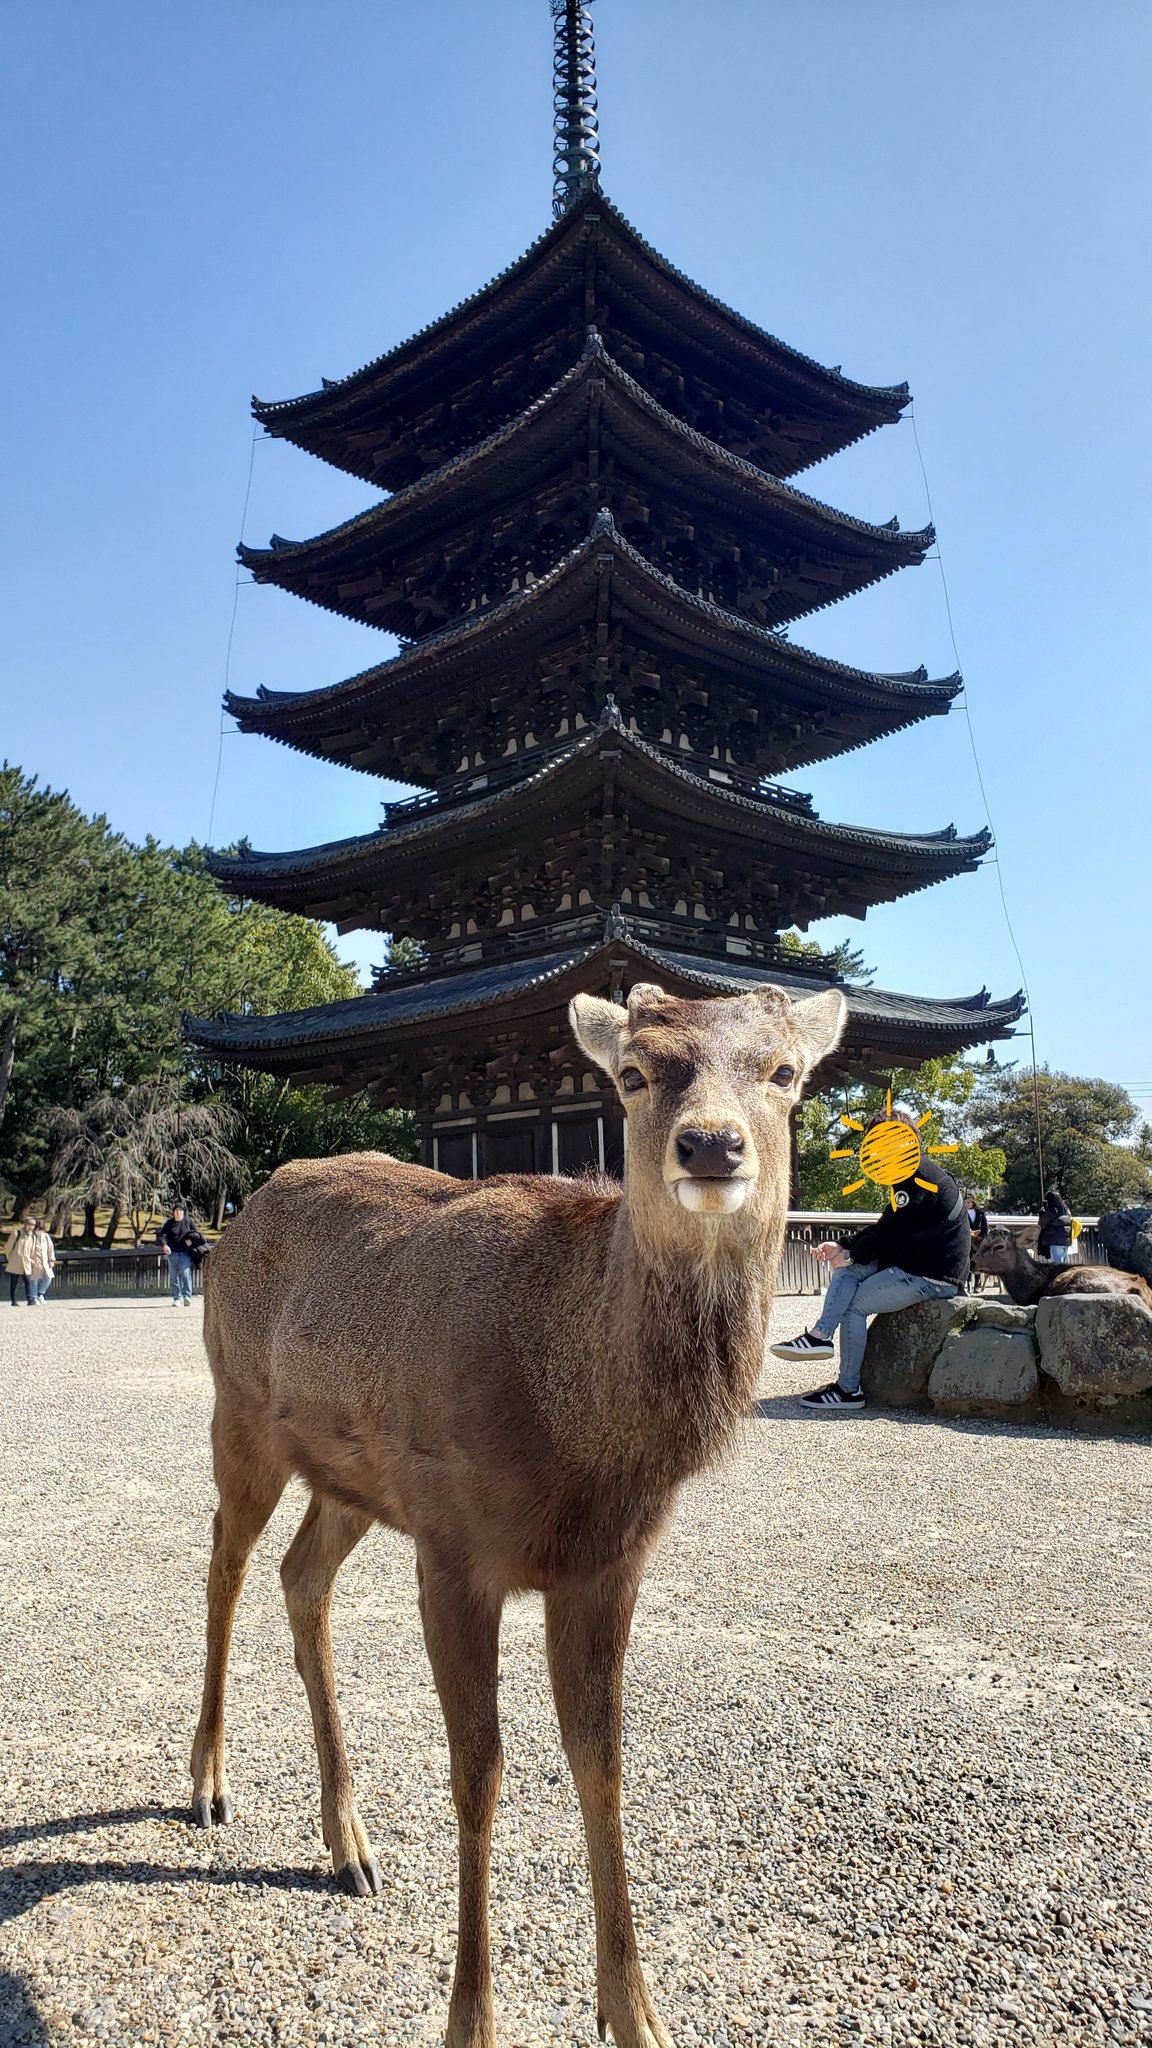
[777,929,872,982]
[796,1057,1006,1211]
[0,768,416,1209]
[215,1075,415,1198]
[0,764,129,1140]
[43,1081,247,1245]
[970,1066,1152,1214]
[189,889,418,1191]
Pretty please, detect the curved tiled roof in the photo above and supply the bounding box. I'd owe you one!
[225,512,958,775]
[185,932,1022,1064]
[240,344,932,643]
[242,339,930,579]
[207,723,989,917]
[190,946,594,1053]
[252,189,908,433]
[639,948,1021,1024]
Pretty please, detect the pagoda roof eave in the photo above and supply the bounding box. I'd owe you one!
[226,514,958,769]
[184,933,1023,1078]
[240,345,932,637]
[251,190,909,467]
[207,723,991,922]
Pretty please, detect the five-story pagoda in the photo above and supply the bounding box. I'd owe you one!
[189,0,1022,1179]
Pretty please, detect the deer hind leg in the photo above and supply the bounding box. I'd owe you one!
[416,1549,504,2048]
[545,1564,674,2048]
[279,1492,379,1896]
[191,1403,288,1827]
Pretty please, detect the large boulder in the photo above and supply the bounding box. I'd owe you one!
[928,1328,1039,1418]
[861,1296,967,1407]
[1035,1293,1152,1401]
[1096,1207,1152,1285]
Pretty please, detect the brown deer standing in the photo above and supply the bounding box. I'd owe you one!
[191,981,845,2048]
[974,1226,1152,1309]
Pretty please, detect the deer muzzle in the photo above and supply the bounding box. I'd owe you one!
[668,1125,757,1214]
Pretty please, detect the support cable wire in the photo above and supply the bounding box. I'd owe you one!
[207,429,260,847]
[908,405,1046,1202]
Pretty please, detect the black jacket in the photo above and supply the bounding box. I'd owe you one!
[845,1159,969,1285]
[157,1217,208,1265]
[1037,1191,1072,1249]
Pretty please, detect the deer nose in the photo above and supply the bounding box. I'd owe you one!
[675,1127,746,1177]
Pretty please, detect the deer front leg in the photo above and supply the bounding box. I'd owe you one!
[417,1550,504,2048]
[545,1564,674,2048]
[280,1494,380,1896]
[191,1410,286,1827]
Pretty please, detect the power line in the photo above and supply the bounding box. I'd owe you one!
[207,430,259,848]
[908,405,1047,1201]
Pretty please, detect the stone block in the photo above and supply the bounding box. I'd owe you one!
[1035,1293,1152,1400]
[1096,1206,1152,1285]
[965,1299,1036,1334]
[928,1329,1039,1417]
[860,1296,966,1408]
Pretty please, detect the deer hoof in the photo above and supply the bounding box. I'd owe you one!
[338,1855,383,1898]
[191,1796,213,1830]
[214,1792,236,1824]
[596,1997,675,2047]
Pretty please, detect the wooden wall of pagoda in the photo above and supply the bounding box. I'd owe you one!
[373,1014,626,1180]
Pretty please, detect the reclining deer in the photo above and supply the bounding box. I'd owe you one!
[191,980,845,2048]
[974,1226,1152,1309]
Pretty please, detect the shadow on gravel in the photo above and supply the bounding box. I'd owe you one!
[751,1392,1152,1444]
[0,1805,342,1928]
[0,1856,335,1927]
[0,1971,51,2043]
[0,1804,184,1850]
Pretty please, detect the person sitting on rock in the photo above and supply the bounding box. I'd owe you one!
[770,1107,971,1409]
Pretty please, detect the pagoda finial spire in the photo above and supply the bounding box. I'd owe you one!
[551,0,600,218]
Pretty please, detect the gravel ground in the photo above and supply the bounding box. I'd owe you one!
[0,1297,1149,2048]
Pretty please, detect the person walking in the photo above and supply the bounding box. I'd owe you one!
[156,1204,207,1307]
[964,1191,989,1292]
[1037,1184,1073,1265]
[769,1108,970,1409]
[5,1217,37,1306]
[27,1219,56,1304]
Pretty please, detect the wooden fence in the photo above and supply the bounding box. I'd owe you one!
[52,1251,205,1297]
[48,1213,1106,1299]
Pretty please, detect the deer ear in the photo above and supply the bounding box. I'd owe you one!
[787,987,847,1068]
[569,994,628,1076]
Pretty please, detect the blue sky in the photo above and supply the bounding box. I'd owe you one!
[5,1,1150,1112]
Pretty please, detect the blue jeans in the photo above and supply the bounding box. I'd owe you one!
[814,1260,961,1394]
[32,1272,53,1302]
[170,1251,194,1301]
[1047,1243,1071,1265]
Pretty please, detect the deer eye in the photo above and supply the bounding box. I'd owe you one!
[770,1064,796,1088]
[619,1067,647,1094]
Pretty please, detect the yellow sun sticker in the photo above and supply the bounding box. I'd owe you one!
[831,1088,959,1209]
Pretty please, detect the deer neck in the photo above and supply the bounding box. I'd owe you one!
[590,1192,776,1486]
[1004,1251,1047,1305]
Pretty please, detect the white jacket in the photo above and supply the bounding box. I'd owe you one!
[28,1230,55,1278]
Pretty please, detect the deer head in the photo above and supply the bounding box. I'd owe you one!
[973,1225,1023,1275]
[570,982,845,1248]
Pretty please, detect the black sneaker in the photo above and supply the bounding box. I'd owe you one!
[800,1382,866,1411]
[769,1329,835,1361]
